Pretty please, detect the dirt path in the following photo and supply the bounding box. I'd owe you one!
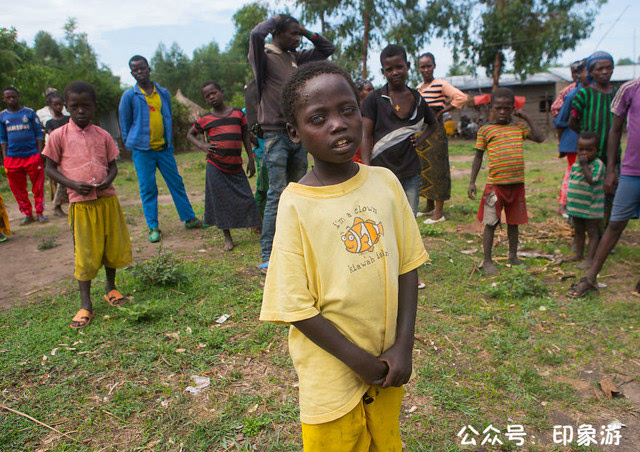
[0,192,209,309]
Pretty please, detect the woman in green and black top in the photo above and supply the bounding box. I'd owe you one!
[569,51,620,223]
[569,51,618,165]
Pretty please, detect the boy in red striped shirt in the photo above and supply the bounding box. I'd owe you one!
[468,88,545,274]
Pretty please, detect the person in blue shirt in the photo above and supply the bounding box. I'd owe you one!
[119,55,202,243]
[0,86,46,224]
[554,59,587,217]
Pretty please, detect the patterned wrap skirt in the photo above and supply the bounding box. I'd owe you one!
[204,162,262,230]
[417,118,451,201]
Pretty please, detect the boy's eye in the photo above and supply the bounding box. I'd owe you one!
[309,115,325,125]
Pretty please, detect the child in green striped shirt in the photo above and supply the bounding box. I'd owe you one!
[566,131,604,269]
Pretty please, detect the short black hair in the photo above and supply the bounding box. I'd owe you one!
[418,52,436,66]
[273,15,300,36]
[281,61,359,126]
[354,79,371,91]
[491,87,515,104]
[129,55,149,68]
[47,92,64,104]
[64,81,97,104]
[578,131,600,146]
[2,86,19,95]
[380,44,407,64]
[201,80,222,91]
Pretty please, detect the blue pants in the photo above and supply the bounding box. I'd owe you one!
[260,132,308,262]
[400,173,420,217]
[132,149,196,229]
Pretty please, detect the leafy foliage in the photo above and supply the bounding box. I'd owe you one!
[117,299,159,321]
[486,266,548,299]
[412,0,605,88]
[151,2,268,108]
[129,248,186,286]
[0,20,122,117]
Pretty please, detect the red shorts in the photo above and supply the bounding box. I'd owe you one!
[477,183,528,225]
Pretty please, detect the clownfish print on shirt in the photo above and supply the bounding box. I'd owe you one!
[342,217,384,253]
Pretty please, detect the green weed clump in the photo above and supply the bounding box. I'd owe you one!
[486,267,548,299]
[117,299,158,321]
[129,247,186,286]
[37,235,59,250]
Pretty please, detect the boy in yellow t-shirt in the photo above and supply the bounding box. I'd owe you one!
[260,61,428,451]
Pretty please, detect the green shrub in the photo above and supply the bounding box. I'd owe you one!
[129,247,186,286]
[486,266,548,299]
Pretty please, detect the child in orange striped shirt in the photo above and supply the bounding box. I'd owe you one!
[468,88,545,274]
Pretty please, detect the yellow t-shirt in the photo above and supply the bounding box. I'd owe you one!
[143,88,165,150]
[260,164,428,424]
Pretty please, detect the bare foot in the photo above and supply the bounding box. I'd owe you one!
[565,255,582,263]
[222,239,234,251]
[53,206,66,217]
[482,260,499,275]
[508,256,523,266]
[576,259,592,270]
[250,226,261,234]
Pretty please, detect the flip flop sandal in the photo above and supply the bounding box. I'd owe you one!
[256,261,269,275]
[104,289,128,307]
[70,309,95,329]
[567,277,598,298]
[185,218,203,229]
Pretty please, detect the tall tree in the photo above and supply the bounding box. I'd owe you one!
[296,0,417,78]
[412,0,605,90]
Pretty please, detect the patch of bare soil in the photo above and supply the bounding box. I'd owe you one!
[0,193,214,310]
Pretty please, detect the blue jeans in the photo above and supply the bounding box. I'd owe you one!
[400,173,420,217]
[132,149,196,229]
[260,132,308,261]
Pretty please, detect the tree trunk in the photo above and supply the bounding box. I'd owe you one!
[492,50,503,91]
[362,3,370,78]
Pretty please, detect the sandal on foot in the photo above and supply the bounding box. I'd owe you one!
[568,277,598,298]
[70,309,95,329]
[185,218,203,229]
[148,228,161,243]
[104,289,128,307]
[20,216,35,225]
[0,233,7,243]
[36,215,48,223]
[257,261,269,275]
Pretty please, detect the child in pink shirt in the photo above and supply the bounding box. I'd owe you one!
[43,81,132,329]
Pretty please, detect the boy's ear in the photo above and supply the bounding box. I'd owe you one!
[286,123,301,144]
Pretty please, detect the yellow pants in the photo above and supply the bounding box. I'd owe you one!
[301,386,404,452]
[69,196,132,281]
[0,193,10,236]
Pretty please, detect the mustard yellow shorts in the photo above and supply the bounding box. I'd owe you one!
[301,385,404,452]
[69,196,132,281]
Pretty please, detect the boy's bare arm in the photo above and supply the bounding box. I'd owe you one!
[0,143,6,161]
[604,114,624,195]
[96,159,118,190]
[361,117,374,165]
[241,127,256,178]
[37,139,44,153]
[44,157,94,196]
[513,110,544,142]
[413,119,438,149]
[378,269,418,387]
[468,149,484,200]
[292,314,388,386]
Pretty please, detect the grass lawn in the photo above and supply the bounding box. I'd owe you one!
[1,139,639,451]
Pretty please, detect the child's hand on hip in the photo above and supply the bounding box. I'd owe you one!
[378,343,412,387]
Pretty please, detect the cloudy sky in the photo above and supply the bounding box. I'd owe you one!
[4,0,637,87]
